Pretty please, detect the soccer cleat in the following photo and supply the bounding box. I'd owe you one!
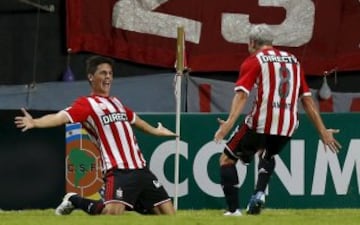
[246,191,265,215]
[223,209,242,216]
[55,192,78,215]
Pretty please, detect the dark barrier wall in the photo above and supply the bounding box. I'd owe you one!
[0,110,65,210]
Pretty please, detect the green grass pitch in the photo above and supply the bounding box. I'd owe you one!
[1,209,360,225]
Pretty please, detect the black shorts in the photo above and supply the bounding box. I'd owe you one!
[224,124,291,163]
[102,167,171,210]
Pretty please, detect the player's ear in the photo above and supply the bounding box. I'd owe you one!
[88,74,93,82]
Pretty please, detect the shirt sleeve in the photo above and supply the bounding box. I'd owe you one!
[298,67,312,97]
[124,106,136,124]
[64,97,92,123]
[234,55,261,95]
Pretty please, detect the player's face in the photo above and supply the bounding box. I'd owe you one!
[89,63,113,96]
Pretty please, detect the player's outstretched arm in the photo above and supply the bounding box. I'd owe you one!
[14,108,70,132]
[301,96,342,153]
[134,115,177,137]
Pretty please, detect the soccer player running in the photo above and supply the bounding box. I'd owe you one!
[214,24,342,216]
[15,55,177,216]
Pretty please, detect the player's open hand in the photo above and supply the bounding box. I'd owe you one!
[321,129,342,153]
[214,118,231,144]
[14,108,35,132]
[156,122,178,137]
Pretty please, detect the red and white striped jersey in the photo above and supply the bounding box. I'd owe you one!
[235,47,311,137]
[63,95,146,171]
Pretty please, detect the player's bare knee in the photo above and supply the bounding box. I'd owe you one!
[155,201,176,215]
[219,153,235,166]
[102,203,125,215]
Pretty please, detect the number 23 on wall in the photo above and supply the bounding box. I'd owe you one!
[112,0,315,47]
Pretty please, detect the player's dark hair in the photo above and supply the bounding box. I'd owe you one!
[86,55,115,75]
